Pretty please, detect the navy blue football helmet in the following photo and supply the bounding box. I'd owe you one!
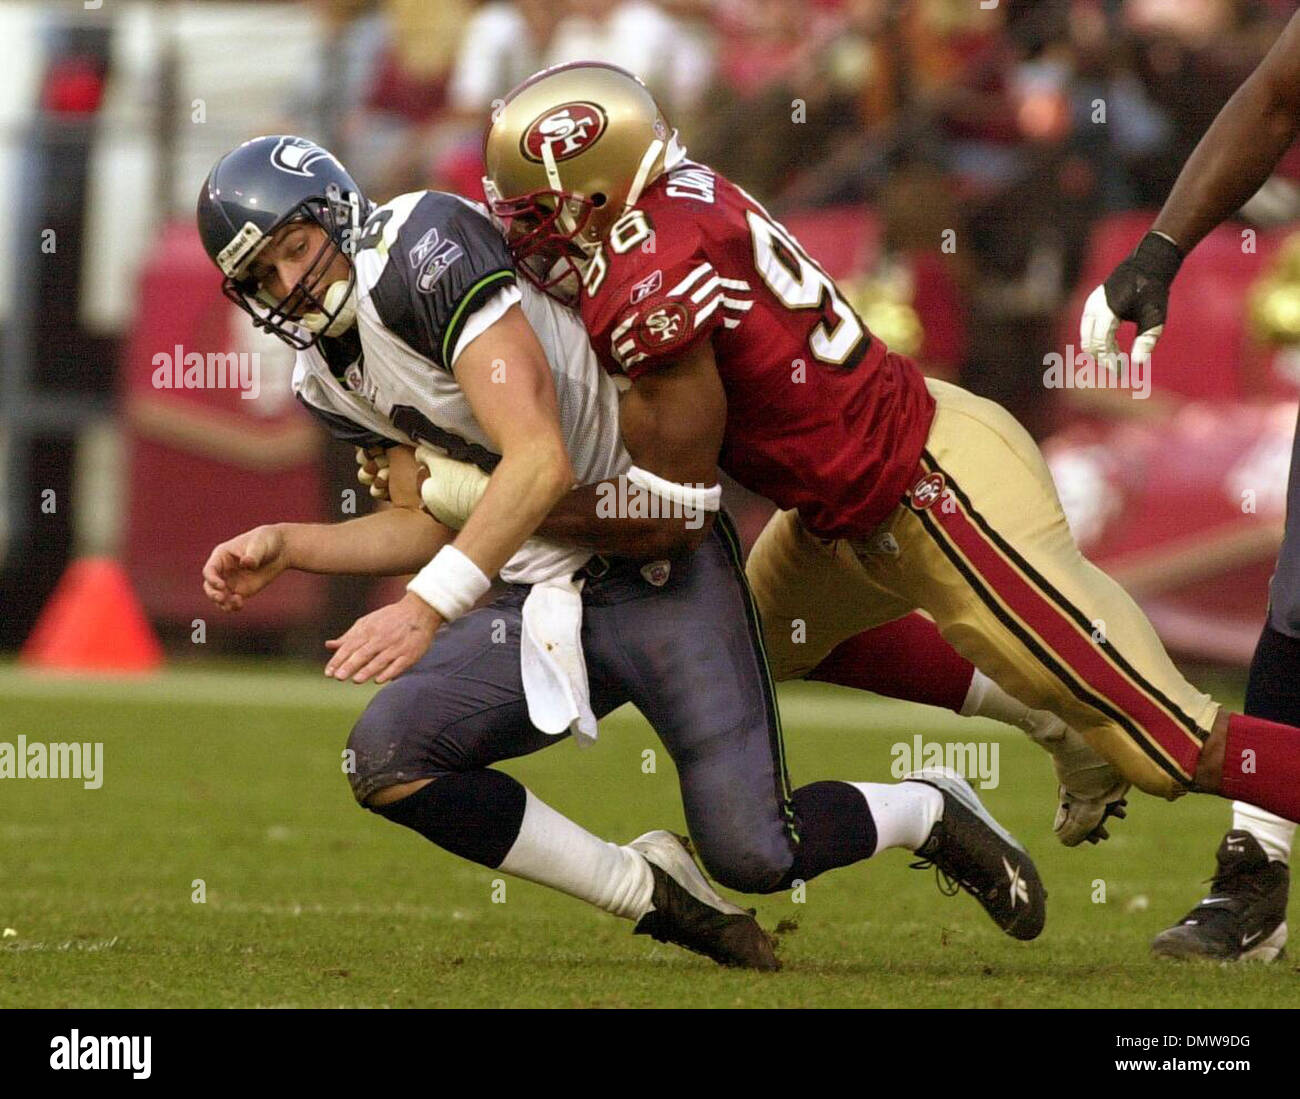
[197,135,368,349]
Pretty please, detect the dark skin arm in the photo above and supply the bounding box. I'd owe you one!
[1080,16,1300,789]
[537,338,728,558]
[1084,12,1300,364]
[1154,9,1300,251]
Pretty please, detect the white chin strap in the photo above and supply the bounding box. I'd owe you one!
[626,138,665,209]
[531,130,683,272]
[541,142,579,237]
[299,279,357,337]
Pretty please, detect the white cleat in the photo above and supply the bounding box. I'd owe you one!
[627,830,780,970]
[628,830,751,915]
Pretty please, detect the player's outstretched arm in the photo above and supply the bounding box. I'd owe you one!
[537,340,727,557]
[201,524,292,612]
[202,448,453,612]
[1082,10,1300,368]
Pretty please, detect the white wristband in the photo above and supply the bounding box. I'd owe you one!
[407,544,491,622]
[626,465,722,512]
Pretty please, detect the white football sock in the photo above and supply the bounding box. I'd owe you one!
[962,668,1031,729]
[962,668,1067,744]
[498,789,656,920]
[1232,800,1296,865]
[850,781,944,853]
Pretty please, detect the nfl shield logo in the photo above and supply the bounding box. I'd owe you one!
[640,560,671,587]
[871,532,900,557]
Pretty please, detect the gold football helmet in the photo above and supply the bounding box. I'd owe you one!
[483,61,679,300]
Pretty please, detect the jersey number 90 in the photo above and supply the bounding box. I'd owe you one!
[746,210,865,368]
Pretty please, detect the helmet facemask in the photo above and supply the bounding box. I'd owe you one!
[486,181,604,307]
[222,182,363,350]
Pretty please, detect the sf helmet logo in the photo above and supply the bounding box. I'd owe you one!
[270,136,335,177]
[521,102,608,163]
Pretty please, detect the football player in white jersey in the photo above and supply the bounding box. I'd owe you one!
[196,136,1048,970]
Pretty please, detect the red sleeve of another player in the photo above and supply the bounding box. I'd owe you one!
[594,244,729,381]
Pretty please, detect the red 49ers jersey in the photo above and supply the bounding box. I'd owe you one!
[579,160,935,539]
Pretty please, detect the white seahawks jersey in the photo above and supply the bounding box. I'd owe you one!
[291,190,629,583]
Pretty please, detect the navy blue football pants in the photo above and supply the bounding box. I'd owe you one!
[346,517,804,894]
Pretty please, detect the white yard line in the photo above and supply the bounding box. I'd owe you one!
[0,665,381,711]
[0,664,1019,736]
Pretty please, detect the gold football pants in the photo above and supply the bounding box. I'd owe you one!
[747,378,1219,798]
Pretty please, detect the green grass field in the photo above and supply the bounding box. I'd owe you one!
[1,662,1296,1008]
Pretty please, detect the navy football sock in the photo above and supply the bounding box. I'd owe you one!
[778,780,878,888]
[1245,623,1300,726]
[373,772,655,918]
[371,769,526,869]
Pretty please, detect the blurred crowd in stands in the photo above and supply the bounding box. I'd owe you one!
[279,0,1300,435]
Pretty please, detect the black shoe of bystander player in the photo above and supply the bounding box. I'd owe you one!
[1151,830,1289,962]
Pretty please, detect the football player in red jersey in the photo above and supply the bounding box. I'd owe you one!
[477,66,1129,850]
[479,61,1300,833]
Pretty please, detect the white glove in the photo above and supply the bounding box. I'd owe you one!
[1079,231,1183,374]
[415,445,491,529]
[355,446,390,500]
[1080,284,1163,375]
[1024,711,1130,846]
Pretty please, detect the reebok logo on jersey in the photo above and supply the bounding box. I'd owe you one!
[630,269,662,304]
[408,227,464,293]
[611,259,755,370]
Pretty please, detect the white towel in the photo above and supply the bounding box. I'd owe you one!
[519,573,598,746]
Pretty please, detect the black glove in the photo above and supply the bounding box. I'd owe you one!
[1102,231,1185,333]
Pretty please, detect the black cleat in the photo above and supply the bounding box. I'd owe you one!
[1151,830,1289,962]
[905,767,1047,941]
[629,830,780,971]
